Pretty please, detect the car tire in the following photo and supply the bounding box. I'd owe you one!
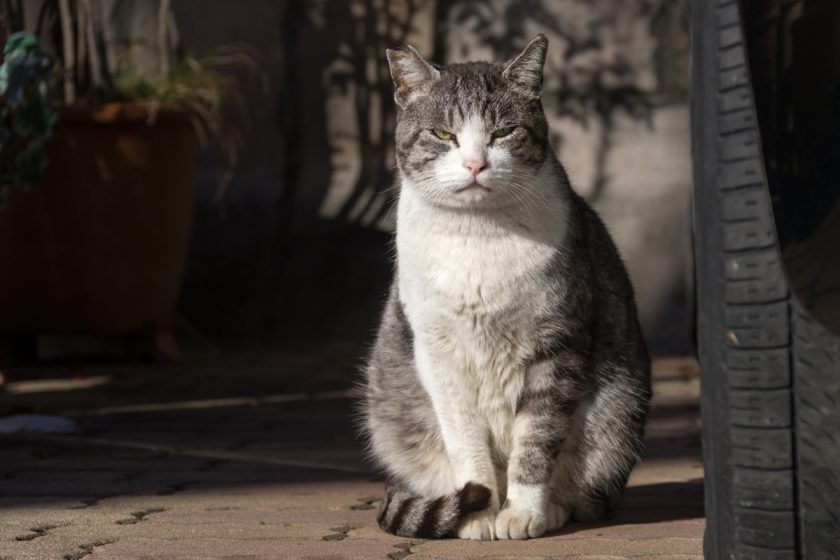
[691,1,840,558]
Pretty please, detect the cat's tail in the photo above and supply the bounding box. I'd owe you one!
[377,482,491,538]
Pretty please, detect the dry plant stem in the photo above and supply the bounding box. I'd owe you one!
[0,0,12,48]
[158,0,172,79]
[58,0,76,103]
[82,0,103,89]
[99,0,117,77]
[76,0,86,86]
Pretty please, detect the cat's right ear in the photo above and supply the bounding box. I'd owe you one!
[386,45,440,108]
[502,34,548,98]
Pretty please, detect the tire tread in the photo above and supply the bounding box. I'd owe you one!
[696,2,797,557]
[792,302,840,558]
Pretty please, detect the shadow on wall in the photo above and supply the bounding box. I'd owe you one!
[24,1,691,356]
[270,0,692,354]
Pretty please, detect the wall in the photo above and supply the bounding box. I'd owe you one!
[283,0,693,353]
[23,0,693,355]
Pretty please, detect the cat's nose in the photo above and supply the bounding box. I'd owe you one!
[463,158,487,176]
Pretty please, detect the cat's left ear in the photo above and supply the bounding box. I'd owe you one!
[502,34,548,98]
[386,45,440,108]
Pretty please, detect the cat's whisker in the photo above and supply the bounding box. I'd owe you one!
[498,178,551,213]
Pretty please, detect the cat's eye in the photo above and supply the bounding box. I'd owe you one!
[491,126,516,140]
[432,129,454,141]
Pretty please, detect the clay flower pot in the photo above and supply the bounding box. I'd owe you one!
[0,102,197,348]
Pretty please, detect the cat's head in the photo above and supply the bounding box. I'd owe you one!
[387,35,550,209]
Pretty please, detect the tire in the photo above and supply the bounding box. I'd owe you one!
[692,1,840,559]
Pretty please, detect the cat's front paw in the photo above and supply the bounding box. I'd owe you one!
[457,508,497,540]
[545,501,569,533]
[494,505,546,540]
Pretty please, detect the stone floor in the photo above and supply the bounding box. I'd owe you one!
[0,353,703,559]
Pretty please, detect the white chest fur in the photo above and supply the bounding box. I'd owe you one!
[396,183,568,456]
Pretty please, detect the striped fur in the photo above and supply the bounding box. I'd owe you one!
[363,35,651,541]
[377,482,491,538]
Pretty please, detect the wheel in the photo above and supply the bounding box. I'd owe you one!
[692,1,840,558]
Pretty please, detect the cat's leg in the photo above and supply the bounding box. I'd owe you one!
[496,358,582,540]
[366,291,499,538]
[367,360,497,537]
[554,373,649,522]
[413,345,501,540]
[370,407,495,538]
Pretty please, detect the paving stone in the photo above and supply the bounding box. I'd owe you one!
[346,525,422,542]
[145,507,376,528]
[548,519,705,540]
[0,510,121,528]
[0,524,32,541]
[412,536,703,558]
[86,537,398,559]
[0,497,92,511]
[0,358,704,559]
[0,479,174,498]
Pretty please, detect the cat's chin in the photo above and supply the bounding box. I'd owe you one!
[455,183,492,198]
[455,182,491,194]
[451,181,494,204]
[409,181,511,211]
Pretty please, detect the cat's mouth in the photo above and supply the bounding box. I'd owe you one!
[456,182,491,194]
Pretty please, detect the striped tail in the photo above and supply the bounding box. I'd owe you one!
[377,482,491,538]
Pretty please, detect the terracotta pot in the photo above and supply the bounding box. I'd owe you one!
[0,102,197,334]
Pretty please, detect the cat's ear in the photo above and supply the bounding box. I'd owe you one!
[386,45,440,108]
[502,34,548,98]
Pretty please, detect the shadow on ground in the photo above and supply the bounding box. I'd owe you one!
[0,354,703,559]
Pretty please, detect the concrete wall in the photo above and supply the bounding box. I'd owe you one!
[24,0,693,355]
[274,0,693,353]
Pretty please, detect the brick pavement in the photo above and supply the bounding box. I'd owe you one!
[0,354,703,559]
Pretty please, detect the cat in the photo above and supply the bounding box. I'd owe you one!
[361,34,651,541]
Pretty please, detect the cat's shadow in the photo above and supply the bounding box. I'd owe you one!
[547,478,705,537]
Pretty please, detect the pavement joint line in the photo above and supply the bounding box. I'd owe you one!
[64,539,113,560]
[0,433,372,475]
[14,523,62,542]
[389,541,414,560]
[59,388,360,417]
[322,525,350,541]
[69,498,104,510]
[116,507,167,525]
[350,496,380,510]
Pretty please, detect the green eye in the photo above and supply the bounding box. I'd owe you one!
[432,129,454,141]
[492,126,516,139]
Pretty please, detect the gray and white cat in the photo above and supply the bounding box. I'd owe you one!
[362,34,651,541]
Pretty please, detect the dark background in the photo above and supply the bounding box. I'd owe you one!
[20,0,693,359]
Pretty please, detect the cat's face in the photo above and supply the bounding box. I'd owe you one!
[388,35,550,210]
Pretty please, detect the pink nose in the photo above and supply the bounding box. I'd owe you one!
[463,159,487,176]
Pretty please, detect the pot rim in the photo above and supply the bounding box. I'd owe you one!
[54,101,193,126]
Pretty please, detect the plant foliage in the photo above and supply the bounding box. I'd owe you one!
[0,31,56,203]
